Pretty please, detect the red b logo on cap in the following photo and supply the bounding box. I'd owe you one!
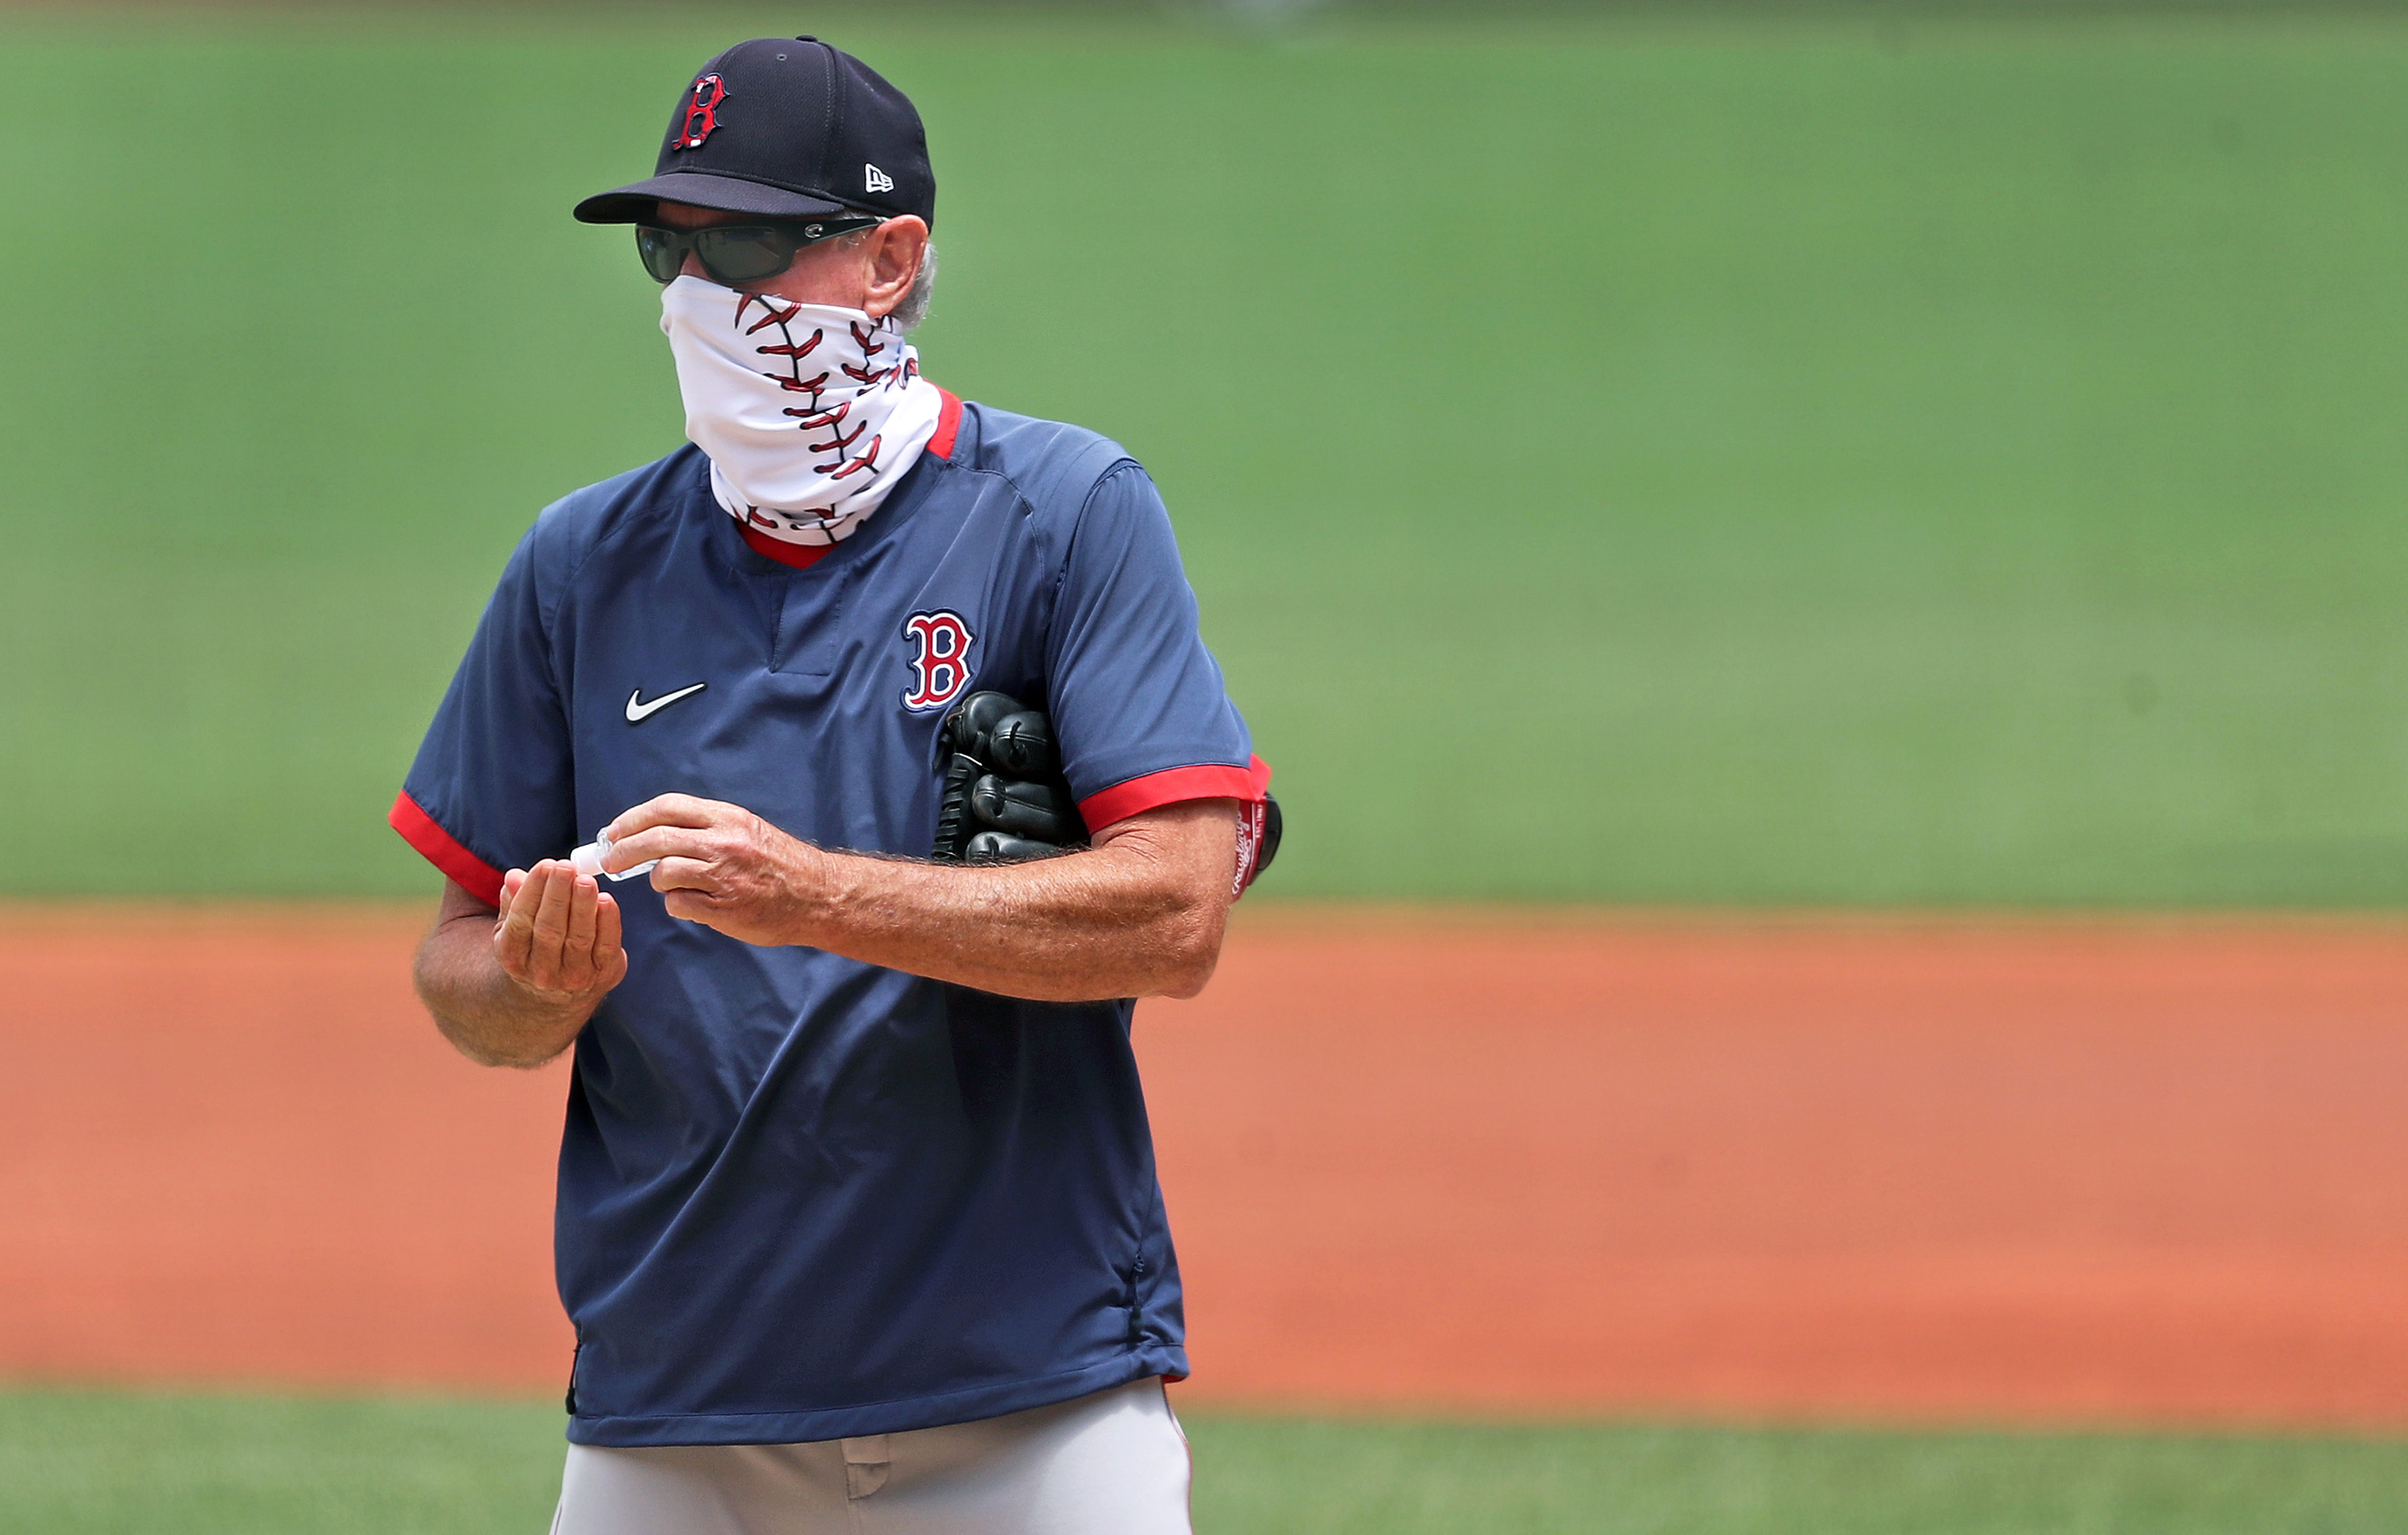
[675,75,726,150]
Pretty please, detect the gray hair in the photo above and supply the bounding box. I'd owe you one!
[840,223,937,332]
[892,240,937,332]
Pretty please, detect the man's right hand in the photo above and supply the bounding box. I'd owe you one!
[412,864,626,1070]
[495,859,628,1001]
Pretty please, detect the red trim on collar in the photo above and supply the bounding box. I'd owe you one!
[739,525,836,569]
[388,791,506,908]
[735,388,959,569]
[1077,756,1268,834]
[928,386,962,459]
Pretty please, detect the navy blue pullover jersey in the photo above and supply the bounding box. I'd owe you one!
[390,393,1266,1447]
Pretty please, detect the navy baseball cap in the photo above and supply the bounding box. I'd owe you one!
[574,37,935,230]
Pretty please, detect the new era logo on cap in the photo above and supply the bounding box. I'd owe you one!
[865,164,894,194]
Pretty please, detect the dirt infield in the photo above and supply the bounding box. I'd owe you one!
[5,903,2408,1429]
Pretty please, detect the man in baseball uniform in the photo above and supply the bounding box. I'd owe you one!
[391,37,1272,1534]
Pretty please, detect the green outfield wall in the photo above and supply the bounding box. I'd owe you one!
[4,5,2406,903]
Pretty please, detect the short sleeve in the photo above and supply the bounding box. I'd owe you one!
[1046,463,1264,832]
[387,527,578,905]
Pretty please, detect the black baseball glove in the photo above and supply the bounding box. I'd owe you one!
[931,689,1283,884]
[931,691,1087,864]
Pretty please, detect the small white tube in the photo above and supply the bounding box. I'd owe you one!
[568,829,657,883]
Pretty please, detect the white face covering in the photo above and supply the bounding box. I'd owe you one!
[659,275,946,548]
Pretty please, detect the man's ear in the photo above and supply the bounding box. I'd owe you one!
[862,217,929,319]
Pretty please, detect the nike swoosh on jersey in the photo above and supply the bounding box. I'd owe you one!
[625,682,708,723]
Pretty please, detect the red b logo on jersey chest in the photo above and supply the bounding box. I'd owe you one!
[901,611,974,711]
[674,75,727,150]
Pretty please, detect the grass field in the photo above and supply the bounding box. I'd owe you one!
[8,1387,2408,1535]
[3,5,2407,903]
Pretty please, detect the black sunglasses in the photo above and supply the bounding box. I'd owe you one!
[635,215,884,286]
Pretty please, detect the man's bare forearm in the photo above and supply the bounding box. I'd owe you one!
[794,806,1237,1000]
[415,917,586,1066]
[605,797,1241,1002]
[414,875,626,1068]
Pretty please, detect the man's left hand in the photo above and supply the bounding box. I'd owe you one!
[603,794,825,947]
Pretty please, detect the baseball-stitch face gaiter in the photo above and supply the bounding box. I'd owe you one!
[659,274,945,548]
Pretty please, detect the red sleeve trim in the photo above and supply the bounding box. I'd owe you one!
[739,525,836,569]
[926,387,963,460]
[388,791,506,908]
[1078,758,1265,833]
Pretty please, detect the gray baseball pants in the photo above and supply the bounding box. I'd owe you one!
[548,1376,1191,1534]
